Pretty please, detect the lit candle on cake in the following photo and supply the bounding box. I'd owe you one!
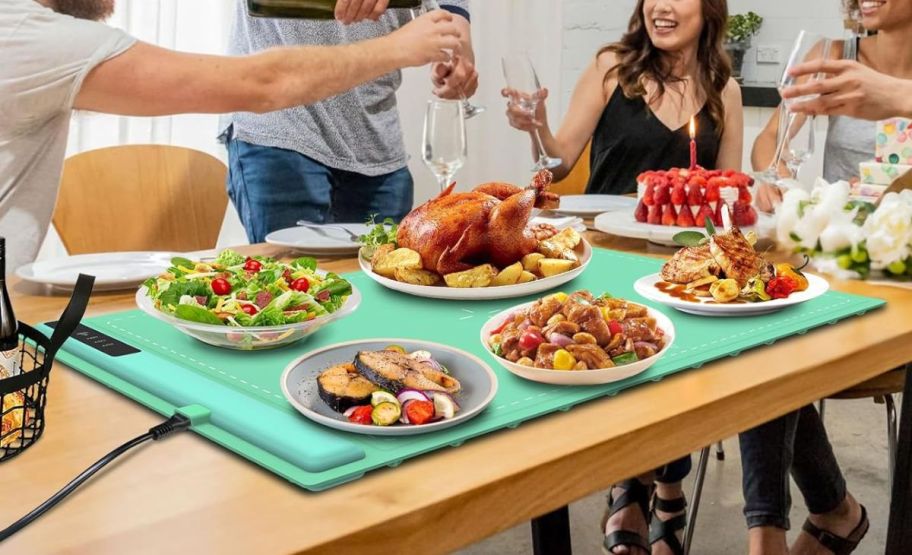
[689,116,697,171]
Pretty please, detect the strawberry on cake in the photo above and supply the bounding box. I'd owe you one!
[634,167,757,228]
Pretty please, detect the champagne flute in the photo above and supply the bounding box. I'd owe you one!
[422,99,467,191]
[501,52,562,172]
[783,115,816,181]
[755,30,832,184]
[411,0,486,119]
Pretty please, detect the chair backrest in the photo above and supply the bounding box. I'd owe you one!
[53,145,228,254]
[550,141,591,196]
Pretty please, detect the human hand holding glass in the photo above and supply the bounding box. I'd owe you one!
[501,52,562,172]
[422,99,467,191]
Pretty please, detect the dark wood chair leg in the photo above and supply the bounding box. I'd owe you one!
[886,365,912,553]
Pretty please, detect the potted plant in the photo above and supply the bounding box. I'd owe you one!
[726,12,763,82]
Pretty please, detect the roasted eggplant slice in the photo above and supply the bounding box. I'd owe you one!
[317,364,379,413]
[354,351,461,395]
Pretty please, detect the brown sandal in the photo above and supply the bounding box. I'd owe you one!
[801,504,870,555]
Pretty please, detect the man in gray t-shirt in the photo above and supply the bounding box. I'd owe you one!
[222,1,477,243]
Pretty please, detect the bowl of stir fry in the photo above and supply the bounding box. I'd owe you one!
[137,250,361,350]
[481,290,675,385]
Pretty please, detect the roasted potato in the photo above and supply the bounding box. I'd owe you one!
[373,247,422,278]
[538,240,579,262]
[444,264,498,288]
[539,258,578,277]
[521,253,546,273]
[492,262,524,286]
[517,271,537,284]
[370,243,395,268]
[394,267,441,286]
[709,279,740,303]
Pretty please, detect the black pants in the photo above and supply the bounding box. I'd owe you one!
[739,405,847,530]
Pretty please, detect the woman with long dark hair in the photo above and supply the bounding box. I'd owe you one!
[505,0,742,196]
[504,2,742,553]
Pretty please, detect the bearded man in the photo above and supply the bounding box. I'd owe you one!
[0,0,461,271]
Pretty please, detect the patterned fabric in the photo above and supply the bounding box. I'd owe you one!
[221,1,470,176]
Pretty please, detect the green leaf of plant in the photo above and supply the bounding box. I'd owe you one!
[673,231,708,247]
[704,218,717,237]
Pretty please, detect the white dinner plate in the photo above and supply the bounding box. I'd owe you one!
[281,339,498,436]
[548,195,638,217]
[265,224,372,255]
[594,210,756,247]
[358,239,592,301]
[16,252,178,291]
[480,300,676,386]
[633,272,830,317]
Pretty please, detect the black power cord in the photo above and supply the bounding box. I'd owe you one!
[0,413,192,542]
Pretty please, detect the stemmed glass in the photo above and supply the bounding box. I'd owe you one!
[411,0,486,119]
[501,52,562,171]
[755,31,832,184]
[422,99,467,191]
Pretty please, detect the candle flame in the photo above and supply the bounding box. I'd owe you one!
[689,116,696,139]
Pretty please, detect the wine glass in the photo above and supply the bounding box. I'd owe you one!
[501,52,562,172]
[783,115,816,181]
[755,31,832,184]
[410,0,486,120]
[422,99,467,191]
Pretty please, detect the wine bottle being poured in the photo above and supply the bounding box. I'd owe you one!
[248,0,422,19]
[0,237,19,379]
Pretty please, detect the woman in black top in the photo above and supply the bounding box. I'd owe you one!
[504,1,743,554]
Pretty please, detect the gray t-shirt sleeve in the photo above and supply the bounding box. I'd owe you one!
[0,4,136,135]
[440,1,470,21]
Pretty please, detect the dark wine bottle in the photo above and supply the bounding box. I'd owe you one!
[0,237,19,378]
[248,0,422,19]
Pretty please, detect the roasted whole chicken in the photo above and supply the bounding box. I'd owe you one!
[397,170,560,275]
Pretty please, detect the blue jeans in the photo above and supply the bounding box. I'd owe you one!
[739,405,847,530]
[226,137,414,243]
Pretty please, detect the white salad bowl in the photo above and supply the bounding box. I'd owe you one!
[136,285,362,351]
[480,300,676,386]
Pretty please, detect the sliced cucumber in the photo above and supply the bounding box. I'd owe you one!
[371,391,399,407]
[371,402,401,426]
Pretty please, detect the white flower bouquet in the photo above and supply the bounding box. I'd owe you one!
[775,178,912,280]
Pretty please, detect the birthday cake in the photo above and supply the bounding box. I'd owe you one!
[856,118,912,200]
[634,167,757,228]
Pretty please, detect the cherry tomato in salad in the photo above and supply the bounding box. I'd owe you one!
[240,304,258,316]
[518,329,544,352]
[244,257,262,272]
[291,277,310,292]
[608,320,623,337]
[348,405,373,425]
[211,278,231,296]
[405,400,435,425]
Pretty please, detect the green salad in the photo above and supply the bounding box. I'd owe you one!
[142,250,352,327]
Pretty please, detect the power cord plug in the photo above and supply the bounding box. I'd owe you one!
[0,413,192,542]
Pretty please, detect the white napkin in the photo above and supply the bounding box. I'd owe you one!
[531,215,587,232]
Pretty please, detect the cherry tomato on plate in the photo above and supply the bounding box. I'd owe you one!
[240,304,258,316]
[291,277,310,292]
[348,406,373,425]
[405,400,435,425]
[518,329,544,352]
[244,257,262,272]
[211,278,232,296]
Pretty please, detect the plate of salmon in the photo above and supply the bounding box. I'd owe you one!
[634,226,829,316]
[281,340,498,436]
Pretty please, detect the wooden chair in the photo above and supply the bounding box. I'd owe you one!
[550,142,591,196]
[53,145,228,254]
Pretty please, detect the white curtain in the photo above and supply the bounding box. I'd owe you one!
[40,0,567,258]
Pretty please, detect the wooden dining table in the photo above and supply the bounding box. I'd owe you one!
[3,233,912,554]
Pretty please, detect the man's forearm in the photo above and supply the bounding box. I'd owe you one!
[246,36,404,112]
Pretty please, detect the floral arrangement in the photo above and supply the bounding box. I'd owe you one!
[776,179,912,280]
